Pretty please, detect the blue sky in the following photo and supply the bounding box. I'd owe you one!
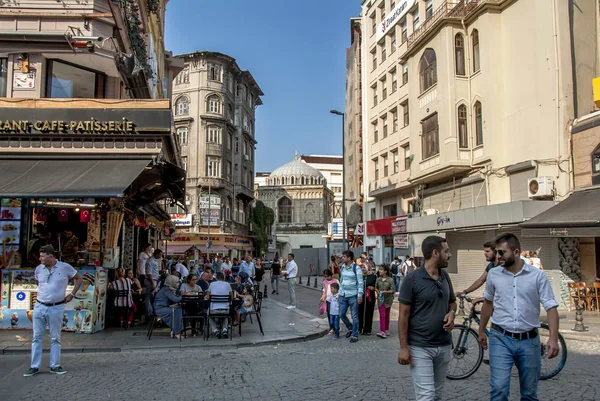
[164,0,361,172]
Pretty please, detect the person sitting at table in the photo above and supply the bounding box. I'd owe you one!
[225,269,235,283]
[235,284,254,325]
[126,269,143,322]
[108,267,135,328]
[205,272,233,339]
[153,275,183,340]
[198,269,214,292]
[180,274,202,295]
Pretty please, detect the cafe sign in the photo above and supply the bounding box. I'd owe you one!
[1,119,135,134]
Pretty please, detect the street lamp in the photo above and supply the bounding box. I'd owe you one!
[330,109,347,251]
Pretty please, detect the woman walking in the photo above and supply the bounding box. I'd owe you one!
[375,265,394,338]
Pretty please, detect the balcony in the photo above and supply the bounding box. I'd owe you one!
[235,184,254,200]
[198,177,231,189]
[206,142,222,156]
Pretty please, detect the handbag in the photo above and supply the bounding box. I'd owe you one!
[318,301,327,316]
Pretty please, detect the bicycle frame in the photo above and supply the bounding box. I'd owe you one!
[454,300,487,353]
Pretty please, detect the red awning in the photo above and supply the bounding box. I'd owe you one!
[366,216,404,236]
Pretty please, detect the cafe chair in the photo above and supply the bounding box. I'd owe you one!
[147,305,177,340]
[206,294,234,341]
[239,291,264,336]
[181,294,206,340]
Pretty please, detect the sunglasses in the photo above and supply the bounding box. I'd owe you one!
[434,280,443,297]
[496,250,515,257]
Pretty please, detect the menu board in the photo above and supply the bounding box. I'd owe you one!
[0,198,22,269]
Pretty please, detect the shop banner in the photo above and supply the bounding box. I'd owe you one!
[394,234,409,249]
[391,217,407,234]
[170,213,193,227]
[170,233,252,249]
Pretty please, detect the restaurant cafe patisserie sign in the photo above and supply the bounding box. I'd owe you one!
[1,119,135,134]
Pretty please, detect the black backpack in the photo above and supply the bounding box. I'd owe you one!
[391,263,399,275]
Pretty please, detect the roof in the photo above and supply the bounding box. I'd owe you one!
[300,155,343,165]
[270,158,324,179]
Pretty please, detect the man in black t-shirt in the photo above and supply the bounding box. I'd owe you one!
[456,241,499,303]
[270,254,281,294]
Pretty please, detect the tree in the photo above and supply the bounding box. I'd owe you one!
[250,201,275,256]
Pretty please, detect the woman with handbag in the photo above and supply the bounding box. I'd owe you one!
[319,269,339,335]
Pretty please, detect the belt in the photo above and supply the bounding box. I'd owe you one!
[37,300,66,307]
[492,323,538,340]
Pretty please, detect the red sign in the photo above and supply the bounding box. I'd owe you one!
[367,215,408,236]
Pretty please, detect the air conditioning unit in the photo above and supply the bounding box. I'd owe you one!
[422,209,439,216]
[528,177,554,199]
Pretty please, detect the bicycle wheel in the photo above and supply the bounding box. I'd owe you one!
[538,322,567,380]
[447,324,484,380]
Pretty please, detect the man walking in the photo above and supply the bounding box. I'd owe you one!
[456,241,499,303]
[270,253,281,295]
[281,253,298,309]
[398,236,457,400]
[24,245,83,376]
[240,255,255,278]
[479,233,559,401]
[391,257,402,294]
[144,248,162,319]
[338,250,364,343]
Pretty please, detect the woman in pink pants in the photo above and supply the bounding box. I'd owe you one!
[375,265,395,338]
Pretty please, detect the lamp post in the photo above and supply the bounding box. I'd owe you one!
[330,109,347,251]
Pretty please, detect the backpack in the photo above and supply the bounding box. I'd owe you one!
[391,262,399,275]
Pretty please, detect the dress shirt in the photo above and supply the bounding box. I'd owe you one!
[145,256,160,281]
[285,260,298,278]
[240,261,255,277]
[35,261,78,303]
[483,263,558,333]
[175,263,189,278]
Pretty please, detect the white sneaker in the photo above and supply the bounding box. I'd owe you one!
[286,305,296,309]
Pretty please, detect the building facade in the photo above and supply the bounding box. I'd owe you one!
[255,156,334,256]
[171,51,263,256]
[355,0,599,301]
[300,154,343,218]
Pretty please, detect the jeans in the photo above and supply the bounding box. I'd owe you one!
[31,303,64,369]
[489,327,541,401]
[271,274,279,292]
[288,277,296,306]
[408,345,452,401]
[339,295,359,338]
[329,314,340,336]
[144,278,156,317]
[393,275,401,292]
[378,304,391,332]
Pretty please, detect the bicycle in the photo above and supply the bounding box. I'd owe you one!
[446,295,567,380]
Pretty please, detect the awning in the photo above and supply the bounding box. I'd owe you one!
[0,158,151,198]
[520,186,600,237]
[163,245,193,255]
[197,245,228,252]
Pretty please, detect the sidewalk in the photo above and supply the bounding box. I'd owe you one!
[0,298,329,355]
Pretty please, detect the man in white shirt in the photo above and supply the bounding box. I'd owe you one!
[137,243,151,277]
[240,255,255,278]
[221,257,232,272]
[206,272,233,338]
[282,253,298,309]
[24,245,83,377]
[479,233,559,401]
[174,258,189,278]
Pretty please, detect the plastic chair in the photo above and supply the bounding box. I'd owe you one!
[239,291,264,336]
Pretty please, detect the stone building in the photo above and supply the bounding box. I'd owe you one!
[255,155,334,256]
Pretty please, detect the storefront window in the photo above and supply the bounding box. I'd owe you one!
[47,60,104,98]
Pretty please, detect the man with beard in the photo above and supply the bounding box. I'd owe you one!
[456,241,499,303]
[398,236,456,401]
[479,233,559,401]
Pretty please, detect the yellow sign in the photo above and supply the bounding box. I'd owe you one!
[0,119,134,133]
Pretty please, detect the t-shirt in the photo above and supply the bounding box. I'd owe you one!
[137,252,149,277]
[145,257,160,281]
[35,261,78,304]
[485,262,498,272]
[255,267,265,281]
[207,280,232,311]
[180,283,202,293]
[175,263,189,278]
[399,267,456,347]
[327,293,340,315]
[271,262,281,276]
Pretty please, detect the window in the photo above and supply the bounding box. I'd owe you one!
[373,121,379,143]
[207,94,221,113]
[225,197,232,220]
[371,49,377,71]
[390,29,397,53]
[372,83,378,106]
[206,157,221,178]
[422,113,439,159]
[472,29,480,72]
[458,105,468,148]
[370,208,376,220]
[593,147,600,173]
[237,199,246,224]
[227,161,232,180]
[412,6,420,31]
[177,127,188,145]
[383,204,397,217]
[209,63,222,81]
[374,158,379,180]
[227,132,232,149]
[391,69,398,92]
[392,149,399,173]
[381,77,387,100]
[392,108,398,132]
[278,197,292,223]
[403,145,411,170]
[0,58,7,97]
[371,12,377,35]
[181,156,187,171]
[402,63,408,85]
[401,19,408,43]
[455,34,465,76]
[402,101,409,127]
[474,101,483,146]
[174,96,189,116]
[175,67,189,84]
[235,137,239,153]
[426,0,433,19]
[331,186,342,193]
[206,125,221,143]
[381,39,387,63]
[382,115,388,138]
[47,60,104,98]
[419,48,437,93]
[383,154,389,177]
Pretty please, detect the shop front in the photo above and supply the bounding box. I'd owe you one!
[366,215,408,264]
[0,99,185,332]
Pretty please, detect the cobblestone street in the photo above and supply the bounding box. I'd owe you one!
[1,330,598,401]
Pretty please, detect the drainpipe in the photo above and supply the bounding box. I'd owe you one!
[551,0,563,187]
[567,0,578,118]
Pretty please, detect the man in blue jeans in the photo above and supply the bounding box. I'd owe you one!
[479,233,559,401]
[338,250,363,343]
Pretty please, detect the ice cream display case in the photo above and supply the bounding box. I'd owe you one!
[0,266,108,333]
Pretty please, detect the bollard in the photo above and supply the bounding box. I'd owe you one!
[458,297,466,316]
[571,299,588,332]
[299,276,303,285]
[263,284,268,299]
[313,275,318,288]
[306,274,311,286]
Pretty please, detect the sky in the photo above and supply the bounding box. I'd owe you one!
[164,0,362,172]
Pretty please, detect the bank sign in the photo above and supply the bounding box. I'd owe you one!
[377,0,416,41]
[170,213,193,227]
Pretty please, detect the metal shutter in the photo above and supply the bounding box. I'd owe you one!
[446,231,496,296]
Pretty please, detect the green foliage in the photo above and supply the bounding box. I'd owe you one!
[251,201,275,256]
[120,0,152,78]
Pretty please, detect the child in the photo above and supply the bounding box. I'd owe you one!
[235,285,254,325]
[320,269,340,335]
[327,282,341,339]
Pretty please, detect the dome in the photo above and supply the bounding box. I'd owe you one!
[268,154,325,186]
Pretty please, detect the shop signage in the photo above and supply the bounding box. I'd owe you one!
[391,217,407,234]
[394,234,409,249]
[170,213,193,227]
[0,119,135,134]
[367,216,408,236]
[355,222,365,236]
[377,0,416,41]
[171,233,252,248]
[437,215,451,227]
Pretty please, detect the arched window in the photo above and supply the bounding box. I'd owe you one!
[291,176,295,185]
[174,96,189,116]
[458,104,468,148]
[278,197,292,223]
[206,125,221,143]
[455,34,465,76]
[474,101,483,145]
[419,48,437,93]
[472,29,480,72]
[207,94,221,114]
[301,176,305,185]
